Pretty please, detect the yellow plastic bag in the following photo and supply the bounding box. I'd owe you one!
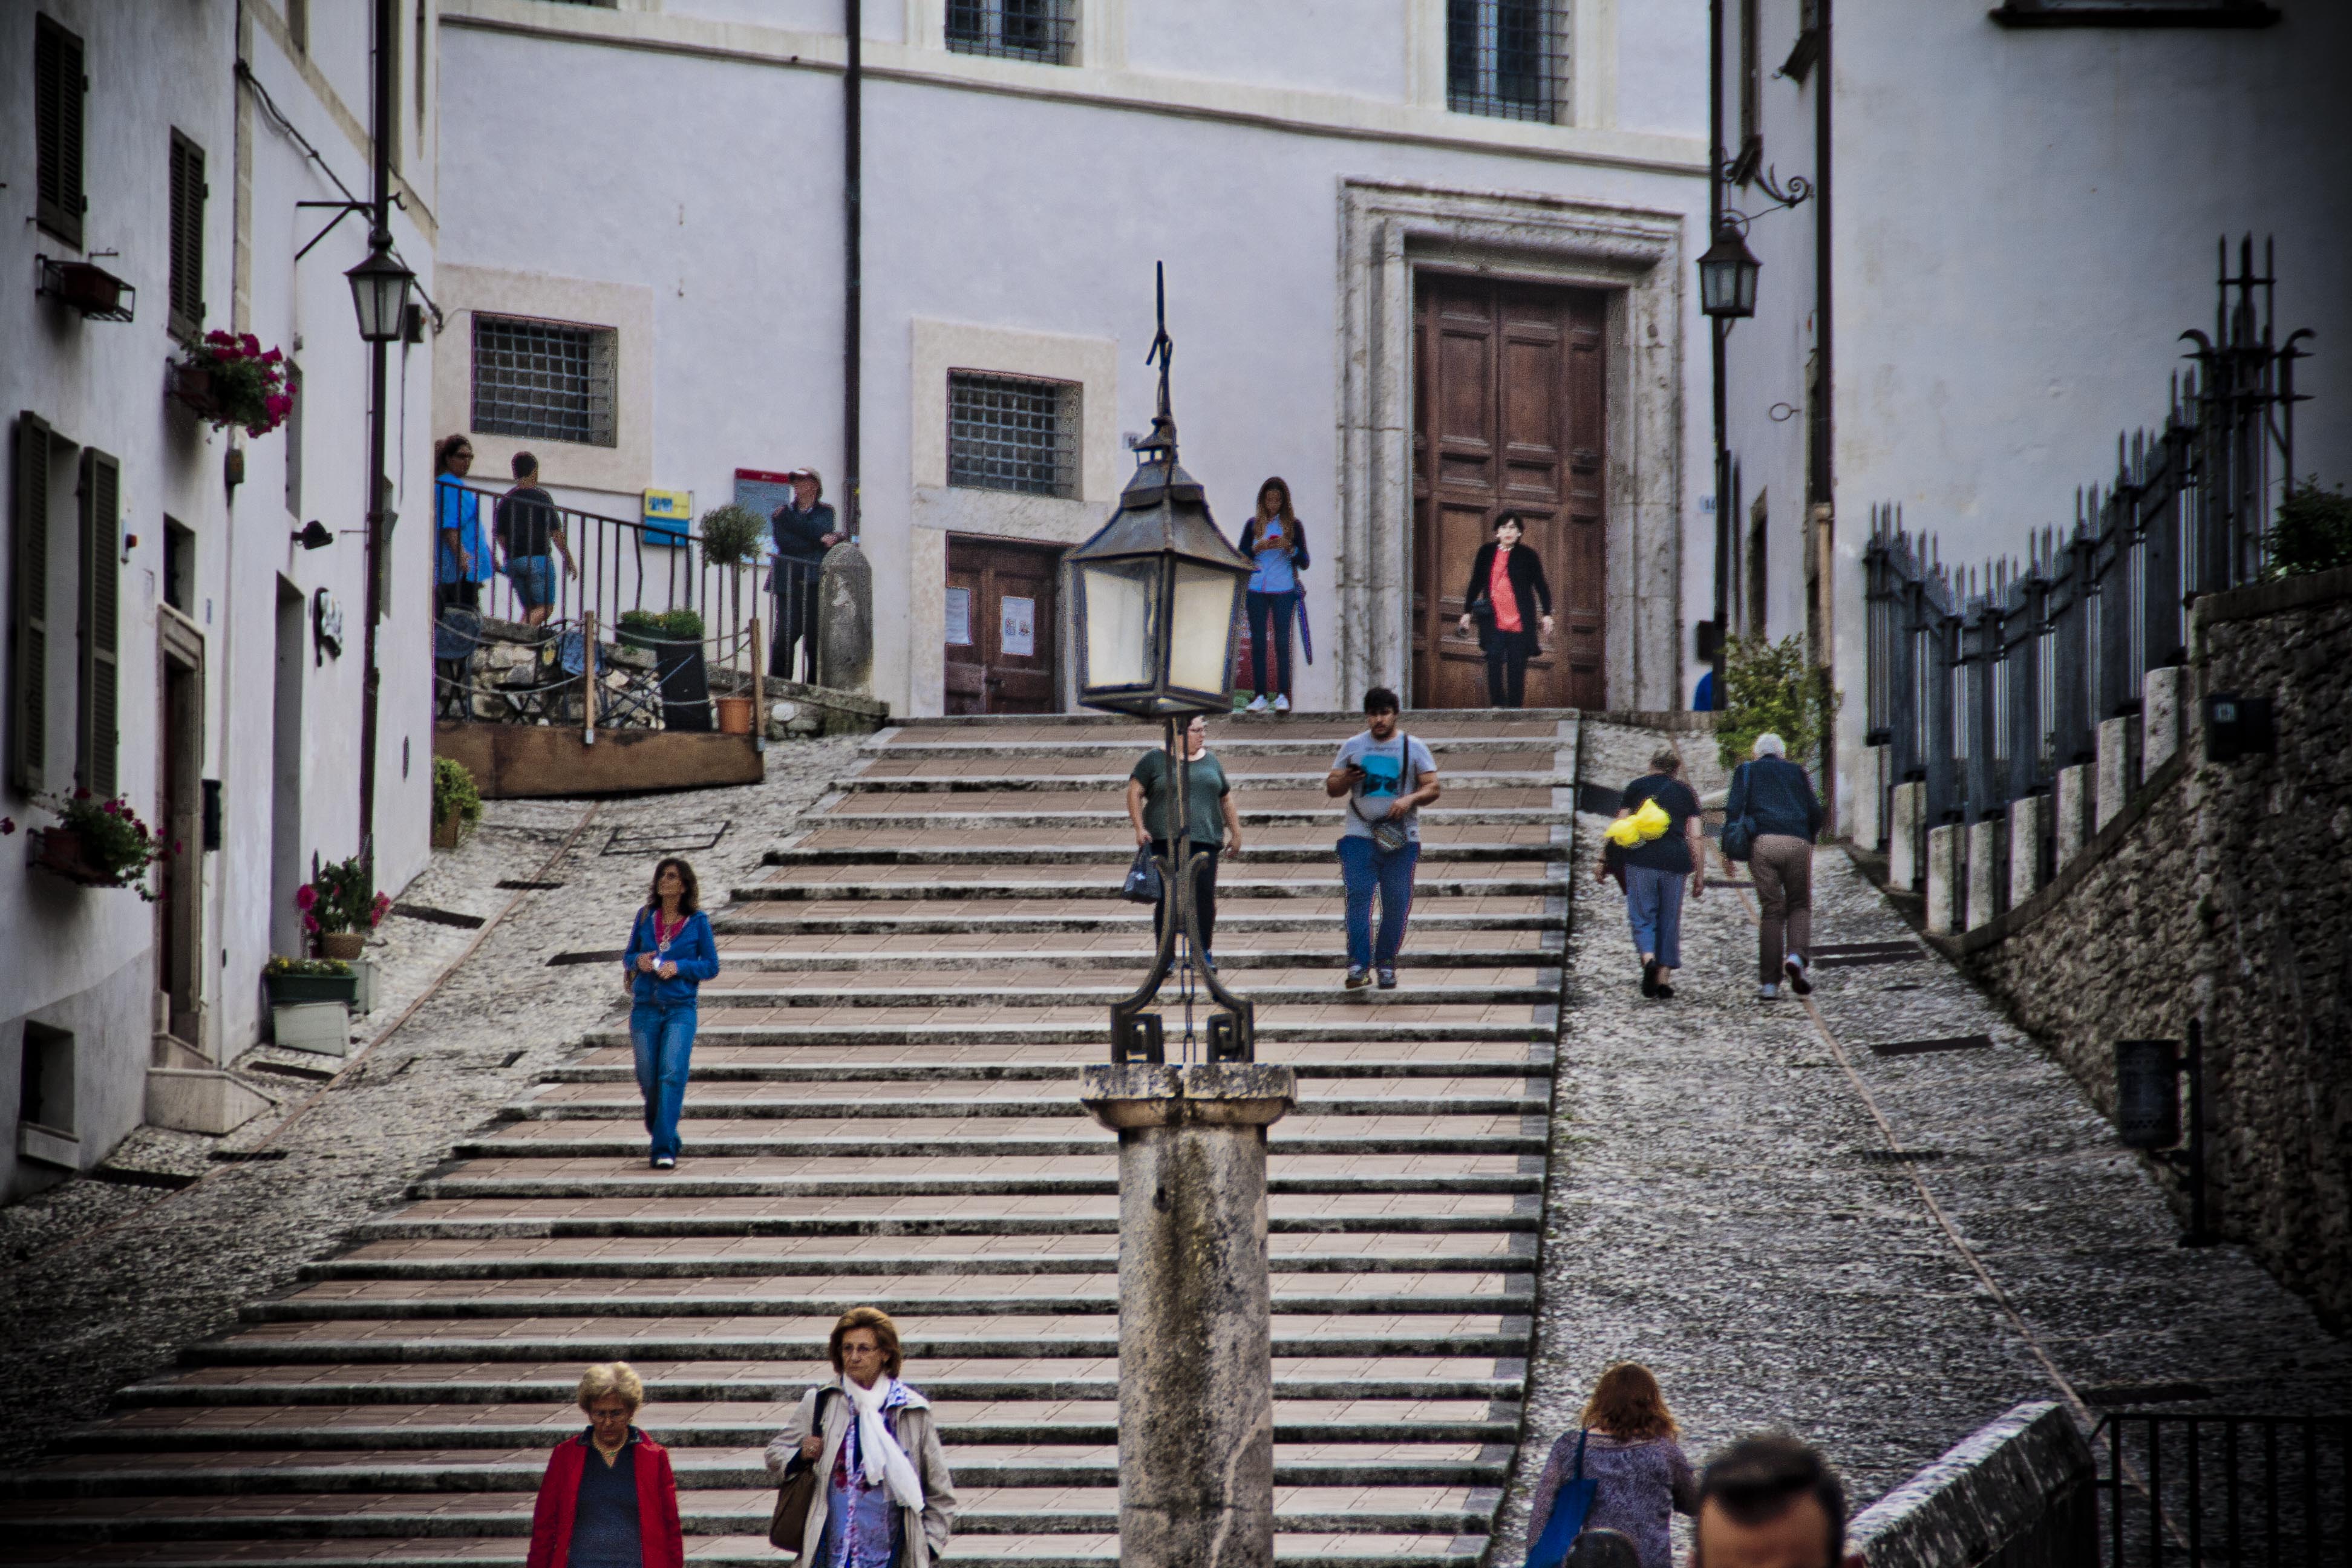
[1604,797,1671,846]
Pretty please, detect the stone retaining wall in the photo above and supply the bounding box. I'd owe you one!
[1956,565,2352,1329]
[1849,1403,2092,1568]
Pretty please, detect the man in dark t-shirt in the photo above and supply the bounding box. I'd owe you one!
[1607,747,1705,999]
[492,451,576,626]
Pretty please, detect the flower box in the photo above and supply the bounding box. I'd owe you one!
[30,828,130,889]
[272,1001,353,1057]
[267,972,359,1007]
[169,363,223,419]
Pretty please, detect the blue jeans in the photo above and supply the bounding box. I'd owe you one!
[630,1001,697,1160]
[1336,837,1419,970]
[1624,863,1687,969]
[504,554,554,610]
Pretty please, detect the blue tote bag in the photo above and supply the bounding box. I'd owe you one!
[1523,1429,1598,1568]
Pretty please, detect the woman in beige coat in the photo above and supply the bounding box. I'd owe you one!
[765,1307,956,1567]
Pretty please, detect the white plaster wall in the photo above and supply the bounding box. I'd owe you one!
[1123,0,1411,102]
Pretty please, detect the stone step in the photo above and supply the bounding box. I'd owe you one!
[576,1022,1553,1048]
[348,1203,1540,1243]
[838,771,1564,792]
[704,947,1558,973]
[451,1132,1544,1160]
[4,1534,1481,1568]
[762,842,1563,866]
[402,1167,1542,1202]
[538,1055,1550,1083]
[881,708,1570,730]
[861,733,1556,758]
[504,1088,1546,1119]
[711,910,1558,935]
[809,808,1572,831]
[684,981,1557,1009]
[728,876,1561,902]
[298,1249,1530,1282]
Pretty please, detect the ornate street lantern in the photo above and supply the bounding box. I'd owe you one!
[344,230,415,345]
[1069,267,1255,1065]
[1698,223,1762,321]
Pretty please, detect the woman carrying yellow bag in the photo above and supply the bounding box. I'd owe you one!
[1601,749,1705,999]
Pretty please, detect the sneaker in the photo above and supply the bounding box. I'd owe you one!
[1641,959,1660,998]
[1345,967,1373,990]
[1272,694,1290,713]
[652,1155,676,1171]
[1655,981,1676,1001]
[1376,967,1397,990]
[1202,953,1217,973]
[1246,694,1270,713]
[1757,982,1780,1001]
[1783,953,1814,996]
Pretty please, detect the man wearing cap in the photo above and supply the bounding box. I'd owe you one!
[770,468,840,683]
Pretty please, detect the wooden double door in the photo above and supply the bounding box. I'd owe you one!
[1411,275,1607,709]
[945,535,1062,714]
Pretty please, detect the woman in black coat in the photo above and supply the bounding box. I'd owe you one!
[1456,512,1555,708]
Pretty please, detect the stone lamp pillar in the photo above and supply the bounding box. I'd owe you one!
[1081,1061,1296,1568]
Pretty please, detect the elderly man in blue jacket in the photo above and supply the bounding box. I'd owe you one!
[1723,732,1824,1001]
[769,467,841,682]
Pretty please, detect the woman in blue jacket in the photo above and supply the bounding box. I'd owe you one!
[621,858,719,1169]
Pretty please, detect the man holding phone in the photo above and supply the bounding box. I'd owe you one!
[1324,687,1442,991]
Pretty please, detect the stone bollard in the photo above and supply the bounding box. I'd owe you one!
[1966,818,2002,932]
[1854,745,1891,849]
[2143,665,2185,774]
[2008,794,2048,907]
[1888,782,1927,890]
[2094,716,2134,832]
[1925,823,1965,934]
[2054,765,2091,873]
[1082,1062,1296,1568]
[817,540,874,693]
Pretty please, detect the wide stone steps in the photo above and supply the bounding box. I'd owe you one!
[702,944,1560,971]
[540,1054,1551,1082]
[763,840,1561,865]
[7,1537,1481,1568]
[714,910,1560,935]
[298,1247,1530,1281]
[730,875,1560,900]
[835,771,1563,792]
[809,806,1571,830]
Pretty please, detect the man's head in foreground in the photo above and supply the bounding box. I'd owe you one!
[1692,1435,1853,1568]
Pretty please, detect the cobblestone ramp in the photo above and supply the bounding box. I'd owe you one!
[2,713,1578,1568]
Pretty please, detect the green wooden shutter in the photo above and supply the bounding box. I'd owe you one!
[79,449,119,800]
[34,17,85,250]
[11,414,53,795]
[168,132,207,340]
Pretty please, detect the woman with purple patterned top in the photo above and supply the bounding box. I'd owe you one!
[1526,1363,1699,1568]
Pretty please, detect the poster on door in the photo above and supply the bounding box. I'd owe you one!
[945,587,973,647]
[1000,596,1036,658]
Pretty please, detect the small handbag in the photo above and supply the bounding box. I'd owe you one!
[1121,845,1163,904]
[1720,763,1757,863]
[769,1387,842,1553]
[1523,1428,1597,1568]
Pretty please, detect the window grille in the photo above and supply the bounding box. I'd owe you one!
[1446,0,1566,123]
[168,131,207,342]
[948,372,1079,498]
[471,315,617,448]
[947,0,1075,64]
[34,15,86,248]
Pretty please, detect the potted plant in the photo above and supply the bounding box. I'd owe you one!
[3,791,171,897]
[264,954,358,1007]
[169,330,295,437]
[432,756,483,849]
[298,855,392,961]
[697,504,767,736]
[618,608,713,731]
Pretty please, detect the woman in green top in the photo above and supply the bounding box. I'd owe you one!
[1125,714,1245,969]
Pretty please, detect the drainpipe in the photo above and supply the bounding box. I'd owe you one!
[357,0,392,859]
[1813,0,1835,819]
[842,0,861,540]
[1708,0,1729,711]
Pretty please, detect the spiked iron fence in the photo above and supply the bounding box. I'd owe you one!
[1864,237,2313,845]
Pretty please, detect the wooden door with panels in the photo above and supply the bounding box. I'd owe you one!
[944,535,1063,715]
[1411,274,1607,709]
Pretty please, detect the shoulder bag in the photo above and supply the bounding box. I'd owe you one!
[1720,763,1757,863]
[768,1387,842,1553]
[1523,1428,1598,1568]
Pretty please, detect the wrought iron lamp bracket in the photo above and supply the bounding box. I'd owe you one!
[1716,166,1813,233]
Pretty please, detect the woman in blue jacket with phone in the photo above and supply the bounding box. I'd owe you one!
[621,858,719,1170]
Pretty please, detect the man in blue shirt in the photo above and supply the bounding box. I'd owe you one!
[1722,731,1824,1000]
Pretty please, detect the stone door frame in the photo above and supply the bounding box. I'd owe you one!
[1337,180,1688,711]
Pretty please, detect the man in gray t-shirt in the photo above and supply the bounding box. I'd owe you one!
[1324,688,1443,991]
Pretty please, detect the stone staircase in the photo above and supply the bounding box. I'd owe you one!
[2,710,1578,1568]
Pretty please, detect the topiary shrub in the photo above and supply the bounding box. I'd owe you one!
[2269,478,2352,579]
[1714,633,1841,774]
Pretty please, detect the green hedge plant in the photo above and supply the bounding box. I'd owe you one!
[433,756,482,829]
[1714,633,1841,774]
[2269,478,2352,579]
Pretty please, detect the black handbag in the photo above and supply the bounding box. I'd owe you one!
[1121,846,1163,904]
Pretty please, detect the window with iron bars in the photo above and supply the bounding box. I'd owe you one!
[471,314,617,448]
[947,372,1079,499]
[1447,0,1567,123]
[947,0,1075,64]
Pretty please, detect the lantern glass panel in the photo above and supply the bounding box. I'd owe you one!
[1168,561,1241,697]
[1080,560,1159,693]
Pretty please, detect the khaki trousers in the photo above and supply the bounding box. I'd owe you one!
[1748,834,1814,983]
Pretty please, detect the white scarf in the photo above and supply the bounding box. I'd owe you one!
[840,1374,924,1510]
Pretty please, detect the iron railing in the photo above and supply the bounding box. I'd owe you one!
[1863,237,2313,848]
[2096,1413,2350,1566]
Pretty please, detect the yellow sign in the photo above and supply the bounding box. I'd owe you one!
[642,488,693,546]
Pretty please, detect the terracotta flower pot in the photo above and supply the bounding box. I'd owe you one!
[171,364,221,417]
[318,930,367,961]
[431,809,464,849]
[716,696,754,736]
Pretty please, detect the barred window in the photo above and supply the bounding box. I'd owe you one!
[947,0,1074,64]
[948,372,1079,499]
[471,314,616,448]
[1447,0,1567,123]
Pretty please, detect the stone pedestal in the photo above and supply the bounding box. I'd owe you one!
[1926,823,1965,935]
[2054,765,2091,872]
[1889,781,1927,890]
[2143,665,2185,774]
[1081,1062,1296,1568]
[1966,818,2002,932]
[817,541,875,694]
[2095,716,2135,832]
[2008,794,2048,907]
[1854,745,1891,849]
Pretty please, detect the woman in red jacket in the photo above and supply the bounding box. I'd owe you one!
[526,1363,685,1568]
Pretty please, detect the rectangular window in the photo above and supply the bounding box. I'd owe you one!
[77,448,120,801]
[168,131,207,342]
[947,372,1079,499]
[283,361,304,515]
[946,0,1075,64]
[19,1021,77,1138]
[34,15,87,248]
[164,518,196,617]
[1446,0,1565,123]
[471,314,618,447]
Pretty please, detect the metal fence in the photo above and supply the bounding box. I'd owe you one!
[2096,1413,2351,1566]
[1864,237,2313,843]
